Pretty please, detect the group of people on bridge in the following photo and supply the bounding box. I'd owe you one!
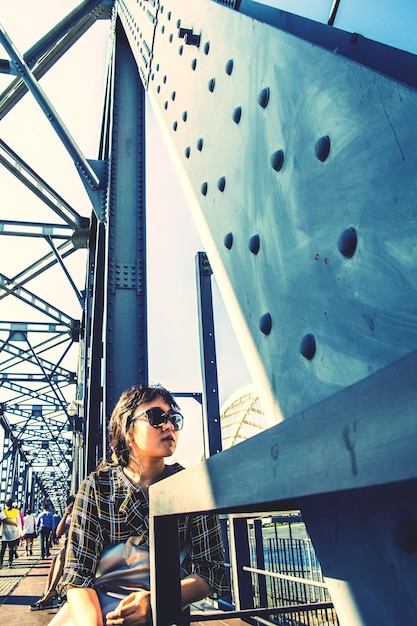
[0,500,64,568]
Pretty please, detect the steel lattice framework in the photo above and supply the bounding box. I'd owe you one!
[0,1,417,623]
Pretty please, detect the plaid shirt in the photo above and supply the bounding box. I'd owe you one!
[62,463,229,599]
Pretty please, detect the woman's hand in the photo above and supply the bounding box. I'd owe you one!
[105,590,151,625]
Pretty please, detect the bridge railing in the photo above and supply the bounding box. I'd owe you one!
[149,349,417,626]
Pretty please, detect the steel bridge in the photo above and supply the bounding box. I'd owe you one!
[0,1,417,624]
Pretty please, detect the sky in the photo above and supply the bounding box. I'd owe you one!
[0,1,252,465]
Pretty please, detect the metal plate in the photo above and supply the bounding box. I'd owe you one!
[125,0,417,422]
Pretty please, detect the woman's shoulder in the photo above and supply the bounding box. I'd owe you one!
[164,462,185,477]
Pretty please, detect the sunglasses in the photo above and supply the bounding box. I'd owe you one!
[130,406,184,431]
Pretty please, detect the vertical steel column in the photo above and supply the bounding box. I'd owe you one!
[254,519,268,608]
[84,216,106,475]
[196,252,222,457]
[230,517,255,611]
[151,514,182,626]
[105,19,148,416]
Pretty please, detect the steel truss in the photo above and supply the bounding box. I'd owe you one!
[0,0,416,623]
[0,0,113,513]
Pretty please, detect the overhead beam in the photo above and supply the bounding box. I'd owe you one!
[0,0,113,118]
[0,26,101,191]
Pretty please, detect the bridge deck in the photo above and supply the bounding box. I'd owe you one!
[0,540,61,625]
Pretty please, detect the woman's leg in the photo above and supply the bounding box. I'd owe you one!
[31,548,66,608]
[0,540,7,566]
[8,540,17,565]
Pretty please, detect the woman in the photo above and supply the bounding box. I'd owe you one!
[60,383,228,626]
[30,495,75,610]
[23,508,37,556]
[0,499,22,567]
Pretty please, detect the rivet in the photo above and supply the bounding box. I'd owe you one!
[259,313,272,335]
[315,135,331,162]
[164,101,168,110]
[224,232,233,249]
[157,85,161,93]
[249,234,260,255]
[163,75,167,83]
[217,176,226,192]
[204,41,210,55]
[173,121,178,131]
[185,146,191,159]
[191,58,197,70]
[232,106,242,124]
[271,150,284,172]
[258,87,270,108]
[337,227,358,258]
[167,11,171,20]
[201,182,208,196]
[300,333,316,360]
[169,34,173,43]
[225,59,234,75]
[176,19,181,28]
[208,78,216,92]
[182,111,188,122]
[391,512,417,554]
[171,91,176,101]
[197,138,204,151]
[179,45,183,55]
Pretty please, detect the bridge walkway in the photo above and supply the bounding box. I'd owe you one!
[0,540,61,625]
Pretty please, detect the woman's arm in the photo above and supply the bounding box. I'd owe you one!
[104,574,211,626]
[56,506,72,538]
[185,513,230,600]
[181,573,212,606]
[67,586,103,626]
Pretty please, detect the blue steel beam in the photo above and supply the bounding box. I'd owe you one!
[0,25,101,192]
[103,19,148,415]
[0,138,87,229]
[0,0,113,119]
[196,252,222,458]
[0,273,78,329]
[0,221,73,239]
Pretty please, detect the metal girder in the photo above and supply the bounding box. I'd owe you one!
[0,273,77,328]
[123,0,417,421]
[119,0,417,623]
[0,220,74,239]
[0,138,85,229]
[103,20,148,417]
[196,252,222,457]
[0,0,113,118]
[0,25,101,193]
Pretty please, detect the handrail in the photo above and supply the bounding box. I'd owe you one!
[243,565,328,589]
[150,351,417,625]
[187,602,334,622]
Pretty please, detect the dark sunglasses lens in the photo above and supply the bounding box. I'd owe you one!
[147,408,184,431]
[147,407,165,427]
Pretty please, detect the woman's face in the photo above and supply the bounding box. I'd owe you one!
[130,395,179,459]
